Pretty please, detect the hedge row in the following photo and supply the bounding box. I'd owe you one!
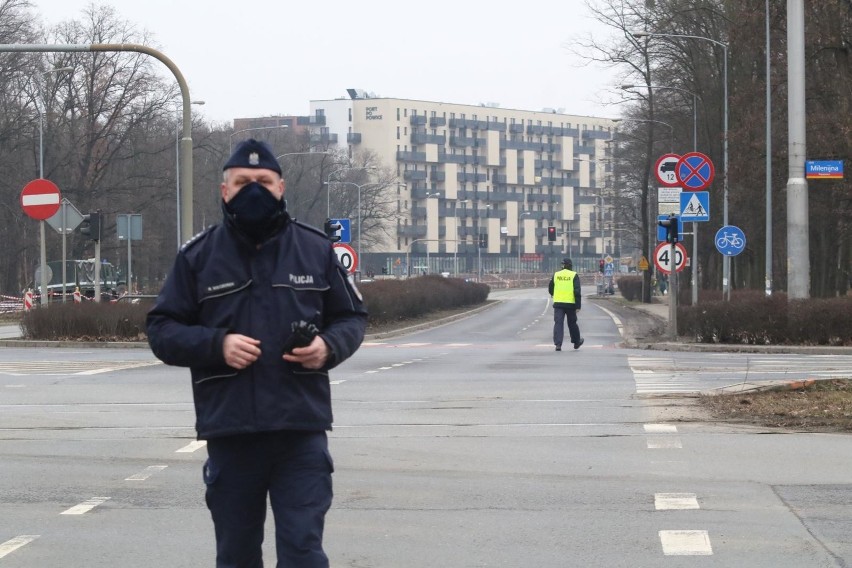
[617,276,852,345]
[360,276,490,326]
[18,276,490,340]
[679,292,852,345]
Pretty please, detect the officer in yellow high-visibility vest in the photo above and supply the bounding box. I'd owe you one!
[548,258,583,351]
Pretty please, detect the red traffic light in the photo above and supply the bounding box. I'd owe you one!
[547,226,557,242]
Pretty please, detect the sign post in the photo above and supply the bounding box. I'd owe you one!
[21,179,62,306]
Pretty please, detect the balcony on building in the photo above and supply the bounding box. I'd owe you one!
[297,115,326,126]
[403,170,428,182]
[346,132,362,144]
[429,116,447,127]
[310,132,338,144]
[410,115,427,126]
[397,150,427,162]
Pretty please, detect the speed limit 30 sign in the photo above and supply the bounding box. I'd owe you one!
[333,243,358,274]
[653,242,688,274]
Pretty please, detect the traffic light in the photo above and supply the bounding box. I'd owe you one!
[80,210,101,241]
[323,218,341,242]
[547,226,557,242]
[599,259,605,273]
[478,233,488,248]
[658,215,680,243]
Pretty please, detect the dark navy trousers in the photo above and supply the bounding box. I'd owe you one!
[553,306,580,348]
[203,430,333,568]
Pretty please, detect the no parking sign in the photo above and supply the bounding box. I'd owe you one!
[333,243,358,274]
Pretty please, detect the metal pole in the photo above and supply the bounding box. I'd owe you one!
[669,242,678,339]
[93,241,101,302]
[175,118,181,251]
[786,0,809,299]
[127,226,132,294]
[61,200,67,302]
[765,0,773,296]
[722,44,730,301]
[357,184,361,274]
[691,95,699,306]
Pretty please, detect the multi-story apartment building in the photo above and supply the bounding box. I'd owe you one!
[307,90,618,275]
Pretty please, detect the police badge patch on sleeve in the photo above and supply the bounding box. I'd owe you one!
[346,274,363,301]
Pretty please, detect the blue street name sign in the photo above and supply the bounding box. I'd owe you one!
[330,218,351,244]
[714,225,746,256]
[805,160,844,179]
[680,191,710,222]
[657,215,685,242]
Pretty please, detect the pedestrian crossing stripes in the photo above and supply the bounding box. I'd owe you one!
[630,354,852,395]
[0,360,161,376]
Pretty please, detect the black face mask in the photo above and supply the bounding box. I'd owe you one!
[224,181,284,242]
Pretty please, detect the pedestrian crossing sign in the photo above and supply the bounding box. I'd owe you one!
[680,191,709,222]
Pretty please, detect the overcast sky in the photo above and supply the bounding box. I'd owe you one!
[29,0,624,125]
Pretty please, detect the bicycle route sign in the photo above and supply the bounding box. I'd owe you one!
[714,225,746,256]
[653,241,688,274]
[676,152,715,191]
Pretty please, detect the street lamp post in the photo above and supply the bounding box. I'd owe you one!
[37,66,73,306]
[517,211,532,286]
[324,167,373,220]
[333,181,378,273]
[228,124,289,152]
[633,30,729,299]
[622,84,702,305]
[175,100,205,251]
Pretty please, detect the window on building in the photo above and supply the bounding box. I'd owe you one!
[396,126,400,140]
[404,108,408,117]
[348,108,352,121]
[397,108,400,121]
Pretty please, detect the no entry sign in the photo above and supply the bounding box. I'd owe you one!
[21,179,61,220]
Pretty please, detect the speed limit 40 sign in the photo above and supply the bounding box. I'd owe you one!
[333,243,358,274]
[653,242,688,274]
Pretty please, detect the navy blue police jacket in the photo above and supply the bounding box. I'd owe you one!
[146,213,367,439]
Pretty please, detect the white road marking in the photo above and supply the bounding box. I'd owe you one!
[445,343,472,347]
[647,437,683,449]
[0,360,161,376]
[330,380,346,385]
[596,304,624,336]
[0,535,39,559]
[655,493,699,510]
[176,440,207,453]
[659,530,713,555]
[644,424,678,433]
[125,465,167,481]
[399,343,431,347]
[61,497,110,515]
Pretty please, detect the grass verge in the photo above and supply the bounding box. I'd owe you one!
[699,379,852,432]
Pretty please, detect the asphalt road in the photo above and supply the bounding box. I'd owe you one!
[2,289,852,566]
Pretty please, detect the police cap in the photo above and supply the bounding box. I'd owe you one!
[562,258,573,268]
[223,138,282,175]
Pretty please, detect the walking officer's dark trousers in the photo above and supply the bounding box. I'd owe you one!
[203,430,333,568]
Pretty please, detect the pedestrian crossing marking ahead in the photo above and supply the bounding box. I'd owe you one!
[0,360,161,376]
[679,191,709,222]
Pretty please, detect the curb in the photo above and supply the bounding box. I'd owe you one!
[708,378,818,396]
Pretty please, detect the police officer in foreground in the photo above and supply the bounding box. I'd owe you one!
[549,258,583,351]
[147,139,367,567]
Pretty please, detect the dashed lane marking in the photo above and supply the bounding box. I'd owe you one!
[647,437,683,449]
[644,424,678,434]
[0,535,39,559]
[61,497,110,515]
[125,465,168,481]
[655,493,699,510]
[176,440,207,453]
[659,530,713,555]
